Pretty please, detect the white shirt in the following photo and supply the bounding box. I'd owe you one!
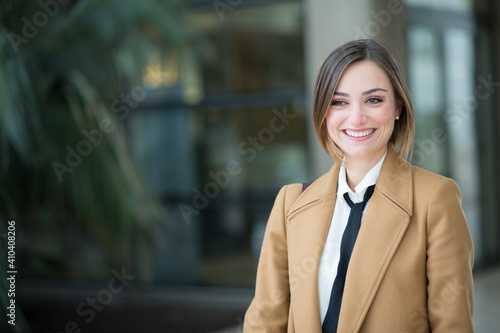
[318,152,386,323]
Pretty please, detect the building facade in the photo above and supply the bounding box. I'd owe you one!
[132,0,499,289]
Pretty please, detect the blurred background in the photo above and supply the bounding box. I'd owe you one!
[0,0,499,332]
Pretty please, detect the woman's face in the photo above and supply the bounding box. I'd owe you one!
[326,60,400,166]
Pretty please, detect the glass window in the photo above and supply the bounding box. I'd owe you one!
[442,27,481,259]
[405,0,472,12]
[194,1,304,95]
[129,0,307,287]
[129,103,308,287]
[408,25,447,174]
[406,5,482,262]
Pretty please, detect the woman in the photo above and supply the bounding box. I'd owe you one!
[244,39,474,332]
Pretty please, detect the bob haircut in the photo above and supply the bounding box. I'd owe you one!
[313,39,415,162]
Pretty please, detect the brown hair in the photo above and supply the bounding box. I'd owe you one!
[313,39,414,162]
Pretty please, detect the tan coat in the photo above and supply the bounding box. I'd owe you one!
[244,146,474,332]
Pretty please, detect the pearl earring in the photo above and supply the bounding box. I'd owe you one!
[395,116,400,120]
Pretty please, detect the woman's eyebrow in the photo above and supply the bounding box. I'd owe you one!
[333,88,388,97]
[362,88,388,95]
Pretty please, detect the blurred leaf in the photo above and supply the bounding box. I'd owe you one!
[0,0,200,329]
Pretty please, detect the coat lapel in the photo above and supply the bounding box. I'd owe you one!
[337,146,413,332]
[285,146,413,333]
[286,162,340,333]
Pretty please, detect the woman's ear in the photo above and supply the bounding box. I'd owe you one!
[396,100,403,117]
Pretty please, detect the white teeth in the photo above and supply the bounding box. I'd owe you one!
[345,129,375,137]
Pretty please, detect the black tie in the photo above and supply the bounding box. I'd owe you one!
[322,185,375,333]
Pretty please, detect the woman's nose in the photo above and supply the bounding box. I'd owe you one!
[349,104,366,125]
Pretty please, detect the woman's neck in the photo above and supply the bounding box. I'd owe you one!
[344,150,386,192]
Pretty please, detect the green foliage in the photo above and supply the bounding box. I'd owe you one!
[0,0,197,331]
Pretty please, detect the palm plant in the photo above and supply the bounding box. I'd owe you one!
[0,0,198,331]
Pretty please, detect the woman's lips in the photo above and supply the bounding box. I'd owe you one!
[343,129,376,139]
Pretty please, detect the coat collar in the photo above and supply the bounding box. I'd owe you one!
[290,145,412,216]
[286,145,413,332]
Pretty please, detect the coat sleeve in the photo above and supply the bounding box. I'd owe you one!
[426,178,474,332]
[244,185,301,332]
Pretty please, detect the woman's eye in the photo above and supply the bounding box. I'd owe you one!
[367,97,383,104]
[331,100,346,106]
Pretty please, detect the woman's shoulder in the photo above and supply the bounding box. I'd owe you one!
[411,164,455,182]
[280,183,304,196]
[274,183,304,205]
[410,165,461,196]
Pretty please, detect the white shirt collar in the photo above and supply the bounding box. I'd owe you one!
[338,150,387,201]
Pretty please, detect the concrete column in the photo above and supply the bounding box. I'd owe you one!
[304,0,407,178]
[474,0,500,265]
[490,0,500,265]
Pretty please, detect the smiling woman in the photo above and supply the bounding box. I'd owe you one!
[325,61,401,187]
[313,40,414,166]
[244,39,474,333]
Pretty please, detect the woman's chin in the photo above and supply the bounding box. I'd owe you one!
[343,147,385,162]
